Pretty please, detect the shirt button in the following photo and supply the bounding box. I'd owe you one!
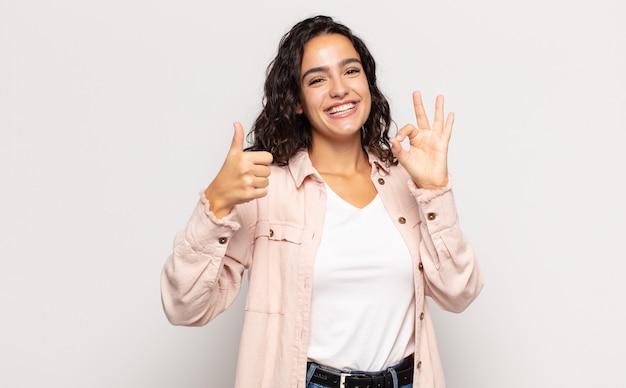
[417,361,422,369]
[377,178,385,185]
[218,237,228,244]
[427,213,437,221]
[418,262,423,271]
[269,229,274,237]
[420,312,425,320]
[398,217,406,224]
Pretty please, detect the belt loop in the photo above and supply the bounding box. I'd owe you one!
[305,362,316,386]
[387,367,399,388]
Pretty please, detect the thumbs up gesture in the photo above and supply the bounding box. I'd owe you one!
[204,122,273,218]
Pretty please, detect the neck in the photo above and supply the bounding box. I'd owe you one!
[308,140,370,176]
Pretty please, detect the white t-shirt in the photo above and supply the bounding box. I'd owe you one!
[307,184,415,371]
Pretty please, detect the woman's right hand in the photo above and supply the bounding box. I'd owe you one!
[203,122,273,218]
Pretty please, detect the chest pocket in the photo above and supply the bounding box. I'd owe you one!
[246,221,305,314]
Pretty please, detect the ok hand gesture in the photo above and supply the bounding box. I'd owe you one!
[204,122,273,218]
[390,91,453,190]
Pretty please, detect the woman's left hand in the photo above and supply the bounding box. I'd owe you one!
[390,91,453,190]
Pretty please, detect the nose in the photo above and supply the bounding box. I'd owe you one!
[329,78,348,98]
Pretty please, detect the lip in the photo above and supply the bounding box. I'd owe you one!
[325,101,358,117]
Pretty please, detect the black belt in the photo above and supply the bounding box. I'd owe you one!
[307,355,414,388]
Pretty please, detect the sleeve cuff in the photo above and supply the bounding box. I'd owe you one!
[407,175,453,203]
[199,191,241,231]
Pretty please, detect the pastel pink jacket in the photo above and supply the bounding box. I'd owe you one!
[161,150,483,388]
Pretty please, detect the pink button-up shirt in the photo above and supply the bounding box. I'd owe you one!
[161,150,483,388]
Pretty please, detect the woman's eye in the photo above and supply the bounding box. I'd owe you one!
[346,68,361,75]
[308,77,323,86]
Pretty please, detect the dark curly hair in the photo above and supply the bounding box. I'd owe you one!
[246,15,395,166]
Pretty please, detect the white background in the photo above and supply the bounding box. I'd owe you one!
[2,0,625,387]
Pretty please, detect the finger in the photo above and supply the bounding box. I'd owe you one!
[248,150,273,166]
[251,164,271,178]
[389,127,413,160]
[395,124,419,142]
[252,176,270,189]
[413,91,431,131]
[389,136,414,171]
[442,112,454,143]
[229,122,245,154]
[253,151,274,166]
[389,136,405,158]
[250,187,269,199]
[433,95,445,134]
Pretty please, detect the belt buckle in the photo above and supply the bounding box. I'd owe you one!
[339,372,351,387]
[339,372,367,387]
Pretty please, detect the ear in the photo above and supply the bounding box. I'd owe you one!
[295,103,303,114]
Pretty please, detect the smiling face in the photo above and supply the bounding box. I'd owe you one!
[297,33,372,146]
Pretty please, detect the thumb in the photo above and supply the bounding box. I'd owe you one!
[229,121,245,154]
[389,135,404,158]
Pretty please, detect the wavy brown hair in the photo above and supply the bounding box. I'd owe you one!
[247,15,395,166]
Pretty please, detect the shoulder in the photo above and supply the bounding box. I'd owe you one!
[269,149,321,189]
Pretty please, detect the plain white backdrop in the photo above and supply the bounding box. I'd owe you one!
[1,0,625,387]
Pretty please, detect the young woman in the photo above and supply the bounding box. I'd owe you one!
[161,15,483,388]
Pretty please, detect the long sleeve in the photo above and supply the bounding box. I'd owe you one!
[160,194,252,326]
[411,181,483,313]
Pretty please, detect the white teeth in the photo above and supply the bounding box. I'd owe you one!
[327,103,355,114]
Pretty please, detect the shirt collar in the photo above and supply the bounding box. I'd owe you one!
[288,150,321,188]
[367,151,391,176]
[287,149,391,188]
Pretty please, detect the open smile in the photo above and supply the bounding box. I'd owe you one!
[326,102,357,115]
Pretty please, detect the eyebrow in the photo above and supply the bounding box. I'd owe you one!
[301,58,362,81]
